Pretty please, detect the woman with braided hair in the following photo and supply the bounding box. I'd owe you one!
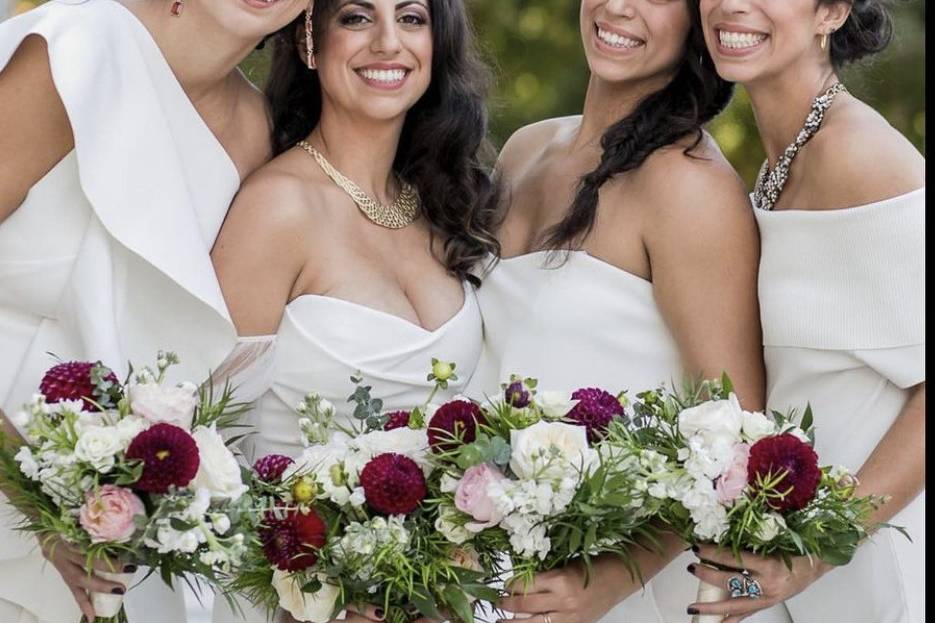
[467,1,766,622]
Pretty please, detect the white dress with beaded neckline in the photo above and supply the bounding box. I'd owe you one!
[212,281,484,623]
[0,1,256,621]
[467,249,708,623]
[753,188,925,623]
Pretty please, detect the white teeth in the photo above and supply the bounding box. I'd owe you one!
[718,30,767,49]
[359,68,407,83]
[596,27,642,49]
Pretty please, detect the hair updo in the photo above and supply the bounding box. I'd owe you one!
[822,0,893,67]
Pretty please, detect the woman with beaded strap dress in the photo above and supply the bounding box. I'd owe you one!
[685,1,924,622]
[0,1,308,622]
[466,1,766,622]
[210,1,499,621]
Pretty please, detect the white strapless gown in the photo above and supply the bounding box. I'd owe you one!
[467,250,789,623]
[212,282,484,623]
[0,2,243,621]
[754,189,925,623]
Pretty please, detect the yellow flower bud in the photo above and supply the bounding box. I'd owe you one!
[292,476,318,503]
[432,360,454,382]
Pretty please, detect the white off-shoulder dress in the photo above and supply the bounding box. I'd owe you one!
[0,1,248,621]
[754,189,925,623]
[467,250,702,623]
[212,282,484,623]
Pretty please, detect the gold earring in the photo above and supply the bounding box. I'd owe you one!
[305,3,316,69]
[820,32,829,51]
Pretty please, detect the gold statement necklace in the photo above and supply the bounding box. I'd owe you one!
[296,140,420,229]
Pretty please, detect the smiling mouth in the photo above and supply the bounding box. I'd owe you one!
[355,68,410,85]
[717,29,768,50]
[595,24,644,50]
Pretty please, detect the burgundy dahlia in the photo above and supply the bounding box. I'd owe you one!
[504,381,531,409]
[360,453,427,515]
[39,361,119,411]
[567,387,624,443]
[260,508,327,571]
[125,423,200,493]
[427,400,485,453]
[253,454,294,484]
[383,410,412,431]
[747,434,821,513]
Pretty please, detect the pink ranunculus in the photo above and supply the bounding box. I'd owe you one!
[716,443,751,503]
[79,485,145,544]
[455,463,507,525]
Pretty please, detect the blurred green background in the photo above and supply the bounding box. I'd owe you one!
[11,0,925,185]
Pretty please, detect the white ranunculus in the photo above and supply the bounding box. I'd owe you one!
[74,426,123,473]
[678,394,744,446]
[741,410,777,442]
[190,426,248,501]
[509,421,589,479]
[272,571,342,623]
[536,391,579,419]
[129,382,199,429]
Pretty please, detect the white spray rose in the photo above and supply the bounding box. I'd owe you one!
[741,410,777,442]
[509,421,590,479]
[678,394,744,446]
[190,426,248,501]
[74,426,123,473]
[536,391,579,419]
[129,382,199,429]
[755,512,788,542]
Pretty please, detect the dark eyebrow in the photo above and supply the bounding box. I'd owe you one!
[340,0,428,9]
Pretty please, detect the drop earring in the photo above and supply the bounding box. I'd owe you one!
[305,3,316,69]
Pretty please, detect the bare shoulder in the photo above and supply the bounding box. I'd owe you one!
[633,132,754,229]
[801,99,924,209]
[497,116,579,177]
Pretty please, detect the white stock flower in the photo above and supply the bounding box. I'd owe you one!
[14,446,40,479]
[272,570,341,623]
[509,421,589,480]
[678,395,744,447]
[74,426,123,473]
[129,382,199,429]
[536,391,579,419]
[755,513,787,542]
[740,410,777,442]
[190,426,248,501]
[211,514,232,535]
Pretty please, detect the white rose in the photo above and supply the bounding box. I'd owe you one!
[272,570,342,623]
[129,382,199,429]
[755,512,787,542]
[190,426,248,501]
[536,391,579,419]
[509,421,589,479]
[74,426,123,473]
[741,410,777,442]
[678,395,744,446]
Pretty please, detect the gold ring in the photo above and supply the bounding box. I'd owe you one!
[543,613,553,623]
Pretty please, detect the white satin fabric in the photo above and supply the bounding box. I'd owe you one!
[467,249,709,623]
[0,1,245,620]
[755,189,925,623]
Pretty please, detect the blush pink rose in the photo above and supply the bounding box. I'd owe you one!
[455,463,507,525]
[716,443,751,503]
[79,485,145,543]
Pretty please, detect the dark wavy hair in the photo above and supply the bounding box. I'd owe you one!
[542,2,734,252]
[265,0,501,285]
[821,0,893,67]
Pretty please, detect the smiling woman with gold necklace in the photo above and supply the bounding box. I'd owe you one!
[210,2,498,617]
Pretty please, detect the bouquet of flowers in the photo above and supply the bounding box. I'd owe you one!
[431,375,670,595]
[625,376,892,623]
[0,353,254,623]
[232,361,499,623]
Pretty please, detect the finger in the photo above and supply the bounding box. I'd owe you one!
[346,604,386,621]
[688,596,762,617]
[505,570,562,596]
[72,570,127,595]
[69,585,97,621]
[723,615,749,623]
[496,593,557,615]
[340,614,381,623]
[687,562,748,595]
[498,613,566,623]
[696,545,762,573]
